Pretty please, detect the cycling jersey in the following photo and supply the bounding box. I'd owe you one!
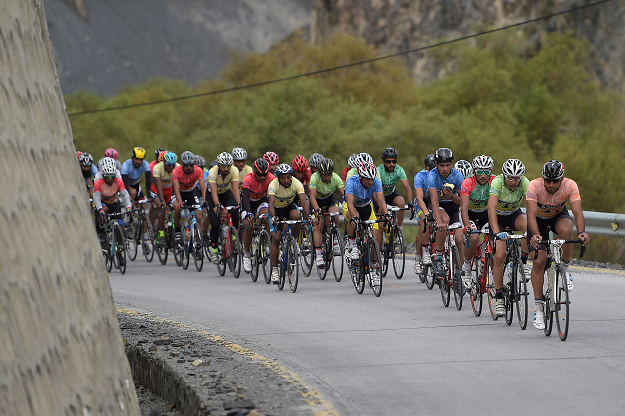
[413,169,430,201]
[172,165,204,192]
[489,174,529,215]
[93,177,130,209]
[309,172,344,199]
[268,177,305,208]
[151,161,179,191]
[121,159,151,186]
[345,175,382,208]
[82,164,98,183]
[526,177,580,219]
[460,175,496,213]
[346,167,381,181]
[149,160,158,173]
[242,172,275,201]
[340,166,350,183]
[208,165,240,194]
[238,165,253,184]
[377,164,407,196]
[427,168,464,203]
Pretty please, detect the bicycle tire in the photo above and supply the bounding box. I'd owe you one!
[217,234,227,276]
[299,227,313,277]
[278,242,286,291]
[173,230,183,267]
[119,243,127,274]
[544,265,554,336]
[127,222,138,261]
[485,255,498,320]
[418,259,426,283]
[470,255,483,317]
[156,226,169,265]
[288,236,299,293]
[554,264,569,341]
[504,263,513,326]
[113,223,127,274]
[392,226,405,279]
[111,224,122,270]
[514,260,528,330]
[331,227,344,282]
[354,241,365,295]
[424,262,435,289]
[260,231,272,284]
[104,230,113,272]
[381,241,389,278]
[369,238,383,297]
[451,245,463,311]
[440,252,451,307]
[193,223,203,272]
[250,234,259,282]
[229,226,241,278]
[317,231,329,281]
[141,217,155,262]
[181,225,190,270]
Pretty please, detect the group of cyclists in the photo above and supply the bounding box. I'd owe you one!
[76,144,590,331]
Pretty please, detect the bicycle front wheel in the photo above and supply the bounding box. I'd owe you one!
[250,235,259,282]
[470,256,483,317]
[316,234,329,280]
[260,230,272,284]
[193,223,203,272]
[331,227,344,282]
[424,262,435,290]
[217,234,227,276]
[288,236,299,293]
[485,255,498,321]
[554,264,569,341]
[127,224,138,261]
[141,218,155,262]
[392,226,405,279]
[228,226,241,278]
[514,260,528,330]
[181,226,190,270]
[368,238,383,297]
[451,246,463,311]
[299,227,313,277]
[156,227,169,265]
[440,253,451,307]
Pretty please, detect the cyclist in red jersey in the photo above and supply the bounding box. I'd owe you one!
[292,155,312,193]
[241,158,275,273]
[172,151,208,243]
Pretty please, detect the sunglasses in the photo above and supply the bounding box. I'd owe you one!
[165,163,176,167]
[543,178,561,184]
[103,175,115,180]
[384,160,397,165]
[183,163,195,168]
[256,173,268,178]
[475,170,491,176]
[505,175,521,182]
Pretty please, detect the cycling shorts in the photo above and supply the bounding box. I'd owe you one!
[150,187,173,204]
[527,207,572,252]
[128,183,145,200]
[468,210,489,230]
[439,202,461,226]
[343,202,378,230]
[249,196,269,216]
[316,195,337,211]
[274,202,299,220]
[175,188,202,207]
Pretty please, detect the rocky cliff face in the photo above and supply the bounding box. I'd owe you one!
[311,0,625,93]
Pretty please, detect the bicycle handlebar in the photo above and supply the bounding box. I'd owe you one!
[532,238,586,259]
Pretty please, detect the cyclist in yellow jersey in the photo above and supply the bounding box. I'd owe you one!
[268,164,310,283]
[233,147,253,186]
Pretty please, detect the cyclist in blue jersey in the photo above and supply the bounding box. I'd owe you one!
[344,162,391,285]
[413,153,436,275]
[78,152,98,198]
[121,147,153,203]
[428,148,465,277]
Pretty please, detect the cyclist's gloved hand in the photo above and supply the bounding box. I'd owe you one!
[496,232,508,240]
[408,201,414,209]
[349,216,360,226]
[201,201,208,209]
[241,210,249,220]
[425,213,434,222]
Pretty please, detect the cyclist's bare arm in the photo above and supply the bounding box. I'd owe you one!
[569,199,590,245]
[415,188,428,215]
[487,194,500,234]
[230,180,240,204]
[401,178,413,202]
[429,188,442,223]
[460,194,470,228]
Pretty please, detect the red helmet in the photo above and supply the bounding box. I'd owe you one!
[263,151,279,165]
[291,155,308,172]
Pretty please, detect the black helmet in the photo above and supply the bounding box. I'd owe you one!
[253,158,270,175]
[424,154,436,170]
[434,148,454,163]
[195,155,206,169]
[542,160,564,181]
[208,160,218,170]
[381,148,398,160]
[318,158,334,175]
[154,147,167,159]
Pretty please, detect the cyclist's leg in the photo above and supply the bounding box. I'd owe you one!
[390,191,405,227]
[491,216,508,291]
[206,193,220,250]
[554,210,574,261]
[446,205,464,261]
[435,207,450,258]
[513,212,529,263]
[367,203,382,262]
[288,204,301,240]
[223,190,239,229]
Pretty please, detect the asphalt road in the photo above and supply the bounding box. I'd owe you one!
[110,254,625,416]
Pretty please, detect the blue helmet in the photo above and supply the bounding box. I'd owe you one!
[164,152,177,165]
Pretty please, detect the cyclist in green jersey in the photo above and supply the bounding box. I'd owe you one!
[487,158,530,316]
[376,148,413,227]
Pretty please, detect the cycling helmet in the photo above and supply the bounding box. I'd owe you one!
[104,148,118,160]
[217,152,233,166]
[454,160,473,178]
[208,160,218,170]
[253,158,270,175]
[381,148,398,160]
[263,151,279,165]
[76,151,82,159]
[195,155,207,169]
[164,152,177,165]
[232,147,248,161]
[157,150,168,163]
[502,159,526,177]
[434,148,454,163]
[275,163,293,176]
[358,162,378,179]
[78,152,93,167]
[424,154,436,170]
[318,158,334,175]
[181,151,195,165]
[101,157,117,175]
[154,148,167,159]
[348,154,359,169]
[542,160,565,181]
[472,154,494,171]
[308,153,325,169]
[292,155,308,172]
[359,152,374,165]
[131,147,146,159]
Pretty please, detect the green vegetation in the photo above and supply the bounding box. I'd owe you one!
[67,32,625,263]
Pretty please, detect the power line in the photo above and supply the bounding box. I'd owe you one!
[68,0,612,117]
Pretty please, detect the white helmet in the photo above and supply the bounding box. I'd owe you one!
[348,154,359,169]
[359,152,374,165]
[101,157,117,175]
[232,147,247,161]
[217,152,234,166]
[502,159,525,177]
[472,155,494,170]
[454,160,473,178]
[358,162,378,179]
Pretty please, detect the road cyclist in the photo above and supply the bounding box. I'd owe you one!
[151,152,179,247]
[413,154,436,278]
[232,147,253,186]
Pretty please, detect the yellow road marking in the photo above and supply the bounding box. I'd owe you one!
[570,265,625,275]
[117,307,339,416]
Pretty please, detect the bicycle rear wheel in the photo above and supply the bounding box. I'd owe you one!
[331,227,344,282]
[485,256,498,321]
[299,227,313,277]
[288,236,299,293]
[392,226,405,279]
[260,231,272,284]
[554,264,569,341]
[470,256,483,317]
[514,260,528,330]
[451,246,463,311]
[193,223,203,272]
[228,226,241,278]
